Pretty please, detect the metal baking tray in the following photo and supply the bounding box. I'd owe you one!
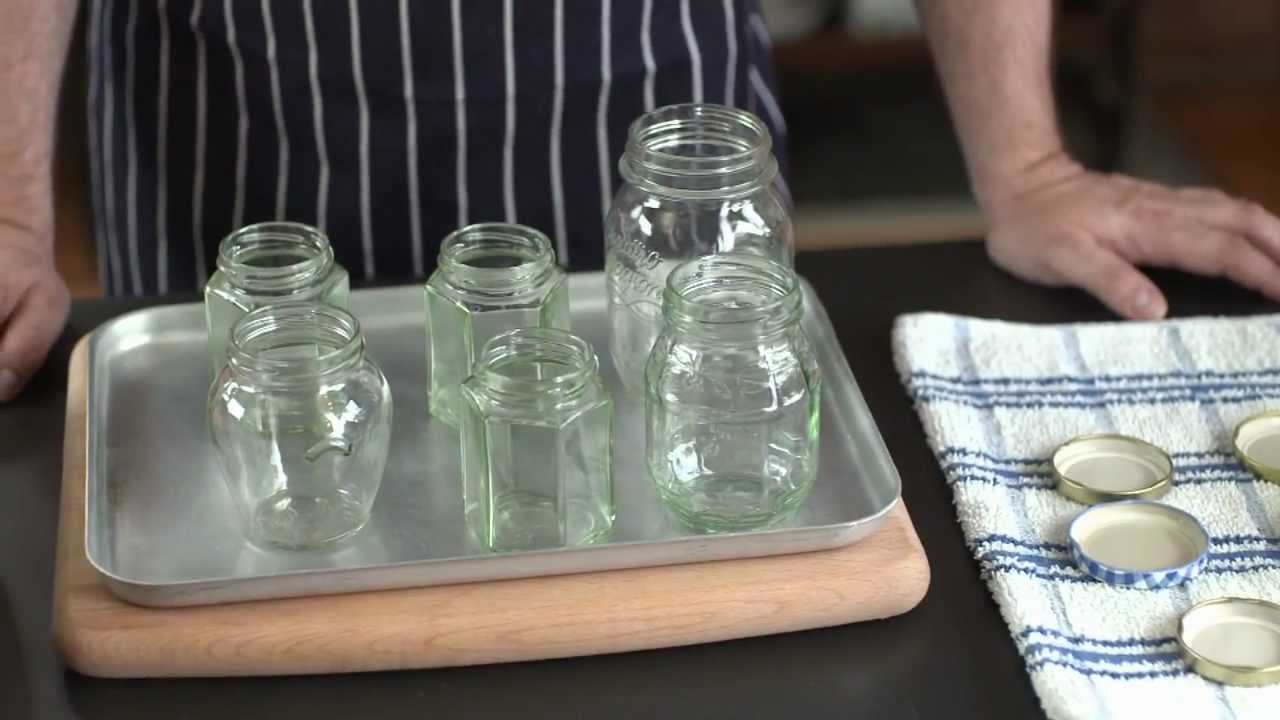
[85,272,901,606]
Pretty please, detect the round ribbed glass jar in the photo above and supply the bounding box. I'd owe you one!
[205,222,350,374]
[605,103,793,394]
[459,328,614,552]
[645,254,820,532]
[425,223,570,427]
[208,303,392,550]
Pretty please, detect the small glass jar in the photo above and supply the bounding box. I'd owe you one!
[208,302,392,550]
[459,328,614,552]
[605,103,793,393]
[646,253,820,532]
[425,223,570,427]
[205,222,350,374]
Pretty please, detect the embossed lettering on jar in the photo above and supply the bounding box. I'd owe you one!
[205,222,349,374]
[208,303,392,551]
[605,103,793,393]
[646,254,820,532]
[425,224,570,427]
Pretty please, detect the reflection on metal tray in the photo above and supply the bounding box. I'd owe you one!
[85,273,902,606]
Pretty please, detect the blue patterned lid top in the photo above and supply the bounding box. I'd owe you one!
[1067,501,1208,590]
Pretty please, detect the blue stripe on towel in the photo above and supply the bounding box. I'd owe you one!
[974,533,1280,554]
[909,366,1280,387]
[1027,658,1192,680]
[909,387,1280,409]
[938,447,1237,466]
[946,461,1256,489]
[1024,642,1184,667]
[1017,626,1178,649]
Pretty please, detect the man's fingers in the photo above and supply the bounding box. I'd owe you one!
[1046,237,1167,320]
[1128,218,1280,303]
[0,280,70,402]
[1174,187,1280,263]
[1192,234,1280,302]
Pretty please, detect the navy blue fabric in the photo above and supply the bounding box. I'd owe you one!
[88,0,789,295]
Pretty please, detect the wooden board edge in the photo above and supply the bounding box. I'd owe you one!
[57,504,931,678]
[52,335,102,676]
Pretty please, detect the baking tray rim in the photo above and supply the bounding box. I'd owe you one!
[82,277,903,604]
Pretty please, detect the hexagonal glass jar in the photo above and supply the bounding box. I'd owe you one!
[425,223,570,427]
[458,328,614,552]
[205,222,349,374]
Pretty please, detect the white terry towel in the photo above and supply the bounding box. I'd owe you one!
[893,311,1280,720]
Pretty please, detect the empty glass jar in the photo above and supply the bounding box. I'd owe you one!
[646,253,820,532]
[459,328,614,552]
[605,103,793,393]
[205,222,349,373]
[208,302,392,550]
[425,223,570,427]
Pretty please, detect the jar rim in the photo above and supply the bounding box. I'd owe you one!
[226,302,364,381]
[663,253,802,335]
[217,222,334,294]
[471,328,600,397]
[620,103,777,198]
[437,223,559,294]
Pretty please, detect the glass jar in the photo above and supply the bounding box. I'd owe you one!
[459,328,614,552]
[205,222,350,374]
[425,223,570,427]
[208,302,392,550]
[645,253,820,532]
[605,103,793,393]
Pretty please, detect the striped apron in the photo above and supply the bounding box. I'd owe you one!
[86,0,789,296]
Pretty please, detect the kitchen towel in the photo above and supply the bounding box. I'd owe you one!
[893,312,1280,720]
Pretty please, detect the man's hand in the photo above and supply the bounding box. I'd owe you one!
[914,0,1280,317]
[0,228,69,402]
[985,153,1280,320]
[0,0,78,401]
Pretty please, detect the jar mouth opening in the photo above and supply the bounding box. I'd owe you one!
[665,254,802,329]
[473,328,599,394]
[228,302,363,378]
[628,104,770,172]
[439,223,558,291]
[621,104,776,197]
[217,222,333,292]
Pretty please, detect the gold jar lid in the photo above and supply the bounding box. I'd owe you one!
[1179,597,1280,686]
[1232,411,1280,484]
[1052,434,1173,505]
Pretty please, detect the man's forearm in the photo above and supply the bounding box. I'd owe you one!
[914,0,1066,217]
[1,0,80,249]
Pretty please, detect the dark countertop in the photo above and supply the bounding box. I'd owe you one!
[3,241,1272,720]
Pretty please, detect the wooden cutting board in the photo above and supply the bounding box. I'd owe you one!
[52,337,930,678]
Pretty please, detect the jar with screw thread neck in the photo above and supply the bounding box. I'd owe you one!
[425,223,570,427]
[205,222,350,374]
[459,327,614,552]
[605,102,793,395]
[208,302,392,550]
[645,253,820,532]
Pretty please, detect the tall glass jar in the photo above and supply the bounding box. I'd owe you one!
[646,254,820,532]
[459,328,614,552]
[205,222,350,374]
[208,302,393,550]
[425,223,570,427]
[605,103,793,393]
